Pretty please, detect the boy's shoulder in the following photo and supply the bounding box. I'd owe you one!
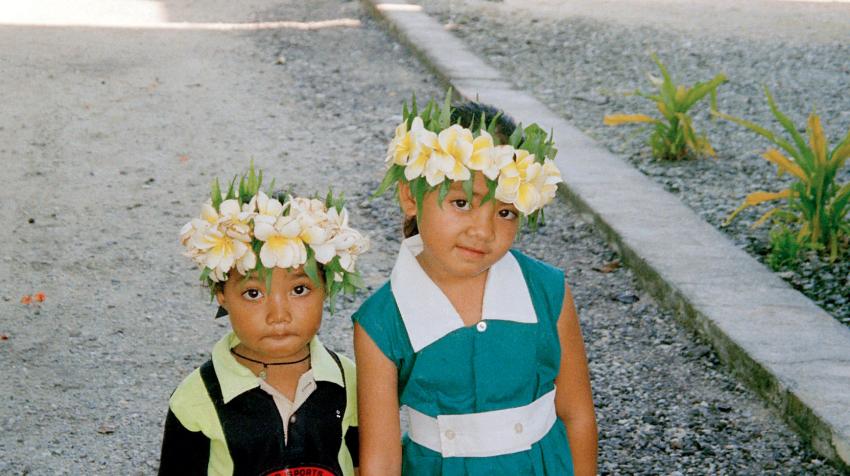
[168,364,218,432]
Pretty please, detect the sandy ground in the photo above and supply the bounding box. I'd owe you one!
[439,0,850,43]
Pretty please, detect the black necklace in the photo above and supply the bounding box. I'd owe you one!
[230,348,310,380]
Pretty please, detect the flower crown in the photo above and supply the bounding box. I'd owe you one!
[180,166,369,310]
[375,92,563,228]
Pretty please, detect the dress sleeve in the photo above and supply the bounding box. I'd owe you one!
[512,250,565,329]
[351,282,412,367]
[158,408,210,475]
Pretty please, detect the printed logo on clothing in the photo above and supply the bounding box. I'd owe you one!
[265,466,336,476]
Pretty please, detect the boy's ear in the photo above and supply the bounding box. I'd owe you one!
[397,181,417,219]
[215,289,227,311]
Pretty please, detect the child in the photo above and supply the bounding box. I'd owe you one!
[159,167,368,476]
[353,97,598,475]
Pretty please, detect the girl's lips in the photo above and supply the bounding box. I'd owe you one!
[456,245,487,257]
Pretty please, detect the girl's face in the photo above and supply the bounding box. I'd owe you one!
[216,266,325,362]
[400,172,520,282]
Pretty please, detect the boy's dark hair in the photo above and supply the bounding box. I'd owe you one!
[403,102,517,238]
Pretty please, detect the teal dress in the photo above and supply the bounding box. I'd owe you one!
[353,236,574,475]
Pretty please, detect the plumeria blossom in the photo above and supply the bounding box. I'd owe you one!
[467,130,515,180]
[191,224,253,279]
[378,98,565,222]
[495,151,563,215]
[180,167,368,311]
[416,124,473,185]
[403,128,438,182]
[387,117,427,167]
[248,191,285,225]
[253,215,307,269]
[435,125,474,182]
[290,198,333,250]
[496,150,543,215]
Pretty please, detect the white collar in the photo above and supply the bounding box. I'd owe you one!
[390,235,536,352]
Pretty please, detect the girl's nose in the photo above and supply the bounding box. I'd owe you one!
[469,207,495,240]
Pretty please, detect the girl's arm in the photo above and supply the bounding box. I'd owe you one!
[354,323,402,476]
[554,282,598,476]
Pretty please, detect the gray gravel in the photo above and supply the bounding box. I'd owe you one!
[420,0,850,327]
[0,0,843,474]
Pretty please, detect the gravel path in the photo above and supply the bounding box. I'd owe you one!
[421,0,850,326]
[0,0,841,474]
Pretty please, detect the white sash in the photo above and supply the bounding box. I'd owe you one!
[405,389,558,458]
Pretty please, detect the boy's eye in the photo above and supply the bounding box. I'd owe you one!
[451,199,471,210]
[242,288,264,301]
[498,208,518,220]
[291,285,311,297]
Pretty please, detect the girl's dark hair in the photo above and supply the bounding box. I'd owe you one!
[402,101,517,238]
[451,101,517,143]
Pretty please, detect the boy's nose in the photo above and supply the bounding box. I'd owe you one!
[266,291,292,324]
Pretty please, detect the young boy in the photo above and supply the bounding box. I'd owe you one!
[159,170,367,476]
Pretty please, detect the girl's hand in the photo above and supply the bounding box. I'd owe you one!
[354,323,402,476]
[554,282,598,476]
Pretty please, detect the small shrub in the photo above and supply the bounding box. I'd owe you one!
[767,224,802,270]
[716,88,850,262]
[604,53,727,160]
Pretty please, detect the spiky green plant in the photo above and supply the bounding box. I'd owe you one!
[716,88,850,262]
[604,54,727,160]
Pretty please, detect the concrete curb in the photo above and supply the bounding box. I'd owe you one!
[362,0,850,469]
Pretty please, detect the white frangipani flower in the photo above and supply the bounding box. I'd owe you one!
[254,215,307,269]
[403,128,438,182]
[387,117,428,167]
[250,191,285,225]
[494,151,563,215]
[419,124,472,185]
[192,225,252,278]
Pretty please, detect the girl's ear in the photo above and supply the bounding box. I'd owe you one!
[397,181,417,219]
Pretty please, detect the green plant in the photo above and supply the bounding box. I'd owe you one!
[716,88,850,262]
[604,53,727,160]
[767,224,802,270]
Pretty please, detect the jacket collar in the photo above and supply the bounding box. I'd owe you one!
[212,331,343,404]
[390,235,536,352]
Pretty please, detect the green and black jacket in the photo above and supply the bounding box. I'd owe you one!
[159,332,359,476]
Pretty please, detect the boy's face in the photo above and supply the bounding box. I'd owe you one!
[400,172,520,282]
[216,266,324,361]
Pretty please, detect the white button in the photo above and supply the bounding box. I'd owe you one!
[445,429,455,440]
[476,321,487,332]
[514,423,523,434]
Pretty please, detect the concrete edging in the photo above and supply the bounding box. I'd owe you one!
[362,0,850,469]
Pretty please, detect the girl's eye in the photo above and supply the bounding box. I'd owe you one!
[291,285,311,297]
[451,199,471,210]
[498,208,518,220]
[242,288,264,301]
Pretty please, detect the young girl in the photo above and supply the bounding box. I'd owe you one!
[159,167,368,476]
[353,98,597,475]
